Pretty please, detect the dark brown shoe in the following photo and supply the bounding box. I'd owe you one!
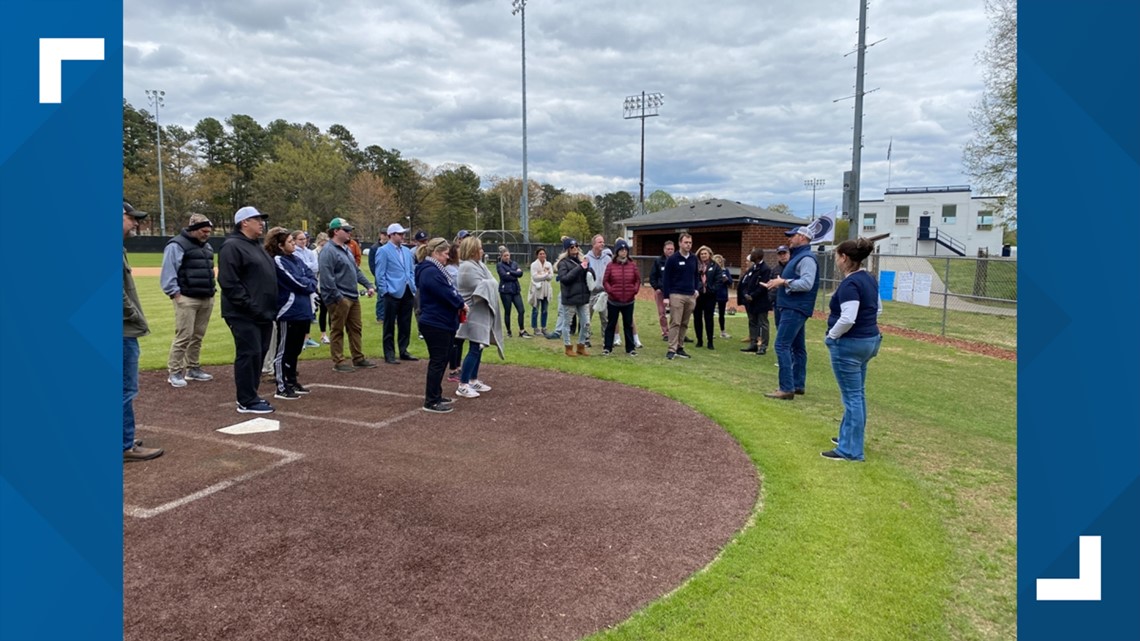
[764,390,795,400]
[794,388,806,395]
[123,446,164,462]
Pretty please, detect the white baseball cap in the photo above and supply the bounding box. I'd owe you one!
[386,223,408,235]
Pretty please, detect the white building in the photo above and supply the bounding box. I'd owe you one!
[859,185,1006,257]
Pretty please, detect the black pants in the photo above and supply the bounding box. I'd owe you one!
[383,287,415,359]
[500,292,525,332]
[693,292,716,344]
[317,298,328,332]
[274,319,309,392]
[449,337,465,370]
[225,317,273,407]
[603,302,635,353]
[717,299,728,331]
[421,324,453,406]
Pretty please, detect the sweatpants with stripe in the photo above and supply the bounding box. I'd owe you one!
[274,319,310,392]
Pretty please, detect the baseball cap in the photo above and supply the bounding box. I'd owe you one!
[413,230,427,242]
[329,217,354,232]
[386,223,408,235]
[234,206,267,225]
[123,201,147,219]
[785,226,814,241]
[456,230,471,240]
[776,245,789,253]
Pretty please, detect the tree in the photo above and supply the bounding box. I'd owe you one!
[252,134,350,231]
[644,189,676,213]
[225,114,268,206]
[963,0,1016,226]
[367,146,430,230]
[594,191,636,239]
[347,172,397,241]
[123,100,156,174]
[766,203,793,216]
[327,124,366,172]
[426,164,481,239]
[558,211,591,243]
[193,117,228,167]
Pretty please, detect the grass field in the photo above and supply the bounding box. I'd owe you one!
[130,260,1016,641]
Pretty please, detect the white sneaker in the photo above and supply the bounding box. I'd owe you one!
[456,384,480,398]
[320,334,330,344]
[167,372,188,388]
[614,337,621,346]
[721,332,730,338]
[470,380,492,393]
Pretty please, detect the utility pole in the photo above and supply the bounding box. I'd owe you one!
[804,178,826,220]
[145,89,167,235]
[847,0,869,240]
[623,92,664,216]
[511,0,530,241]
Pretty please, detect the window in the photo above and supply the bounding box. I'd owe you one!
[895,205,910,225]
[977,210,994,230]
[942,204,957,224]
[862,213,877,231]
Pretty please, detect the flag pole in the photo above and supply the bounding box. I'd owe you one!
[887,137,893,189]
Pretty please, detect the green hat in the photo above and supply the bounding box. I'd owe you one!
[329,217,354,232]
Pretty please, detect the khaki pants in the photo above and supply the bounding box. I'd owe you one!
[667,292,696,352]
[329,297,364,365]
[167,295,214,374]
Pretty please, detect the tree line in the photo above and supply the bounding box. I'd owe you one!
[124,100,693,243]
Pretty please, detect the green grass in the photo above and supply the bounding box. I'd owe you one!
[127,252,166,268]
[130,265,1016,641]
[879,301,1017,351]
[926,258,1017,301]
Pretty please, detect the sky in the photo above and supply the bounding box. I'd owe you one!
[124,0,992,217]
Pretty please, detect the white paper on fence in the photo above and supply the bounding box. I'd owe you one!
[217,418,281,435]
[912,273,933,307]
[896,271,915,304]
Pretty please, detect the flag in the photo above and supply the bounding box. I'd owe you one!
[887,137,892,161]
[809,206,837,244]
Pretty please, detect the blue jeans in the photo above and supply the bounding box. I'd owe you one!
[559,303,589,346]
[123,337,140,451]
[530,298,549,331]
[774,308,809,393]
[460,341,484,384]
[827,334,882,461]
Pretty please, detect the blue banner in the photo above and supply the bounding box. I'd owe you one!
[878,270,895,302]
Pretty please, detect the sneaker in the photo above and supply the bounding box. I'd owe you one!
[628,350,638,357]
[237,400,275,414]
[662,334,669,341]
[333,363,356,373]
[320,335,330,344]
[167,372,188,388]
[831,437,839,445]
[447,370,460,383]
[185,368,213,381]
[602,349,612,356]
[456,384,480,398]
[585,340,592,348]
[545,331,561,340]
[635,341,644,349]
[821,449,859,461]
[721,331,730,338]
[423,400,455,413]
[469,380,492,393]
[123,445,164,462]
[666,351,677,360]
[519,330,532,338]
[303,338,320,349]
[614,337,621,346]
[293,383,310,395]
[353,358,379,369]
[675,349,692,359]
[274,388,300,400]
[506,330,513,338]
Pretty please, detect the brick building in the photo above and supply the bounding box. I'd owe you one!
[617,199,808,273]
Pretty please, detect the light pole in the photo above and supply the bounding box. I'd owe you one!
[511,0,530,242]
[804,178,826,220]
[623,91,664,216]
[145,89,167,235]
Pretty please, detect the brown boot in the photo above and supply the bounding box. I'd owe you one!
[564,345,576,357]
[576,343,589,356]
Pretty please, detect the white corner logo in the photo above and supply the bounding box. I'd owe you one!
[1036,535,1102,601]
[39,38,105,103]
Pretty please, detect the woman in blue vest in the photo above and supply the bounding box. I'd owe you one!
[821,238,883,462]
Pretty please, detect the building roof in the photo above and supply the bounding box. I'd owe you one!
[617,199,808,230]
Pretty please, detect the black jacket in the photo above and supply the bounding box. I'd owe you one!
[649,254,668,290]
[557,255,593,306]
[218,230,278,322]
[739,261,773,313]
[768,261,788,307]
[168,230,216,299]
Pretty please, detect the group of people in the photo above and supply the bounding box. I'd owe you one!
[124,202,882,462]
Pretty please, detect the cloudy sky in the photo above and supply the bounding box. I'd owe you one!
[124,0,991,216]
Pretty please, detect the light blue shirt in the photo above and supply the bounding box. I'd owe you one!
[374,241,416,298]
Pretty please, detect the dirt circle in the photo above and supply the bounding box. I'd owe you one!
[125,362,758,641]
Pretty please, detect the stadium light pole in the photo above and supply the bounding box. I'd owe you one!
[623,91,663,216]
[511,0,530,241]
[145,89,167,235]
[804,178,825,220]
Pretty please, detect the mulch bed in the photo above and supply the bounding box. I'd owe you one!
[125,361,757,641]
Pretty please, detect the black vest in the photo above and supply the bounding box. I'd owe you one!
[169,231,216,299]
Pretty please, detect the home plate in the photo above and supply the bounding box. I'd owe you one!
[217,418,281,435]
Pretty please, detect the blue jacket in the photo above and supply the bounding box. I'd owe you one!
[274,254,317,322]
[414,260,465,333]
[776,244,821,317]
[373,241,416,299]
[713,266,733,302]
[497,259,523,295]
[662,251,699,298]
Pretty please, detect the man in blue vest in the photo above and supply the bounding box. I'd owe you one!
[764,226,821,400]
[373,222,419,365]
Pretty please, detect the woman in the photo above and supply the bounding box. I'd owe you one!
[454,236,503,398]
[313,232,331,344]
[265,227,317,400]
[822,238,883,462]
[712,254,733,338]
[445,242,465,382]
[528,247,553,337]
[415,238,467,413]
[601,239,640,356]
[496,246,529,338]
[291,230,321,349]
[737,248,773,354]
[692,245,722,349]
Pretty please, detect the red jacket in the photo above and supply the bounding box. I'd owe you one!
[603,259,641,304]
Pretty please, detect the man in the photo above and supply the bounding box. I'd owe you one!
[769,245,791,328]
[582,234,611,346]
[218,206,278,414]
[319,217,377,372]
[662,233,699,360]
[368,230,389,323]
[412,230,428,259]
[649,240,675,341]
[160,213,217,388]
[556,237,593,356]
[123,202,164,462]
[764,227,821,400]
[738,248,773,354]
[373,222,419,364]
